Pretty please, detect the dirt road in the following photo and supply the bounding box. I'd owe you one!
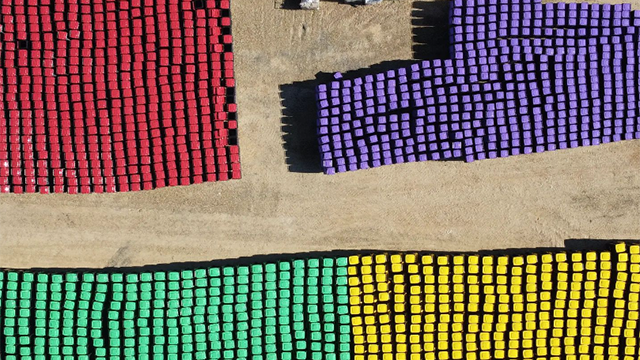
[1,0,639,269]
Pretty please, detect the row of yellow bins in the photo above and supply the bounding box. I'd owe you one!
[347,242,640,360]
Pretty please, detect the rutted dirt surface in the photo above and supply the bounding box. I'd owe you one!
[1,0,640,269]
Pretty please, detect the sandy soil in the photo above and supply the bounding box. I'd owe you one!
[1,0,640,269]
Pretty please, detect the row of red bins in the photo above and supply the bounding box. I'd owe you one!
[0,0,241,193]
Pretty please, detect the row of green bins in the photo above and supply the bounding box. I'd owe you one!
[0,257,351,360]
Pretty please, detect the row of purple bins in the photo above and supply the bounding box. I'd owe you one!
[317,53,639,171]
[315,0,640,174]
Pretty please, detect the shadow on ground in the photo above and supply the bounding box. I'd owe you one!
[411,0,451,60]
[564,238,640,251]
[280,80,323,173]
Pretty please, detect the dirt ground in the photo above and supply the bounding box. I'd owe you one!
[1,0,640,269]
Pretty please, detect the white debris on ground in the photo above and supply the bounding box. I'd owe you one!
[300,0,320,9]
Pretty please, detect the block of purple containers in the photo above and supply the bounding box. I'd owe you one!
[316,0,640,174]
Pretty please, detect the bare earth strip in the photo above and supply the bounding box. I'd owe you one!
[1,0,640,269]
